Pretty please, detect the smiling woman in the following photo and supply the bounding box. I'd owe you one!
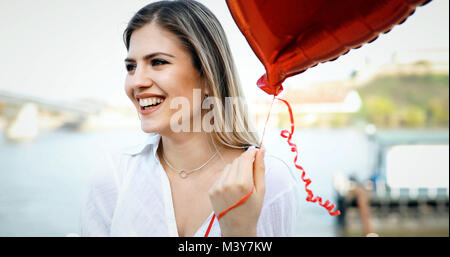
[80,0,300,237]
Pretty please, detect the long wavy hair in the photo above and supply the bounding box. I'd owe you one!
[123,0,259,149]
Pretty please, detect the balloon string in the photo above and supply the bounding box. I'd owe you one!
[204,89,340,237]
[204,188,255,237]
[204,213,215,237]
[204,94,277,237]
[218,187,255,220]
[259,95,277,149]
[276,97,341,216]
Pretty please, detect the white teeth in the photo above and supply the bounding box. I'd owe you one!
[139,97,164,107]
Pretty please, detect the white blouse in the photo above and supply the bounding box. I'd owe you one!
[80,133,300,237]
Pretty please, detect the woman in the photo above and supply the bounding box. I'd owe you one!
[81,0,299,237]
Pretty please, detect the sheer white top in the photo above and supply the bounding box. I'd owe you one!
[80,133,300,237]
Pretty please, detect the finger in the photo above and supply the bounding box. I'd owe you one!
[224,157,240,187]
[240,147,257,161]
[238,148,257,184]
[211,163,231,194]
[253,148,266,194]
[235,155,254,194]
[234,148,257,177]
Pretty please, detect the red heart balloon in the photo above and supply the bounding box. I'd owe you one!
[226,0,431,95]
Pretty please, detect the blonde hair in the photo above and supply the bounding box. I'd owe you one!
[123,0,259,149]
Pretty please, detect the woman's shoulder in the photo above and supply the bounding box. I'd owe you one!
[87,149,128,190]
[262,153,299,203]
[88,133,161,189]
[263,153,297,184]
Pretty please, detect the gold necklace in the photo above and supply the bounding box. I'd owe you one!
[161,149,219,179]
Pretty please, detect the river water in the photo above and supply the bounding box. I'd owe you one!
[0,128,442,236]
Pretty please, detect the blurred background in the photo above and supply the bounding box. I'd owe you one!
[0,0,448,236]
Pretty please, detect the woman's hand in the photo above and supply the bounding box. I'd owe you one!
[208,148,266,237]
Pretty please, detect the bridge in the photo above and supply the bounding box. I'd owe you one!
[0,89,103,141]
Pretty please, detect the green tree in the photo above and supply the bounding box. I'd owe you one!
[428,98,449,126]
[356,73,449,128]
[364,96,397,127]
[400,105,427,127]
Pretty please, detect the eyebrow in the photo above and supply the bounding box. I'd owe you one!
[124,52,175,62]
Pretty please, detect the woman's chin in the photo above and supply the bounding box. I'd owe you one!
[141,122,161,134]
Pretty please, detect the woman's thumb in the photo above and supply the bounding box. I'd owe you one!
[253,148,266,194]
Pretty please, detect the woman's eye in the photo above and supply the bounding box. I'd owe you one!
[152,59,168,66]
[125,59,168,73]
[125,64,136,72]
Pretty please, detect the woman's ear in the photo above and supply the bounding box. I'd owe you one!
[202,80,210,97]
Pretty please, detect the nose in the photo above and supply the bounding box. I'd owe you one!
[131,65,154,92]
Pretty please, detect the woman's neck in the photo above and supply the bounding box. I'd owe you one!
[159,132,220,172]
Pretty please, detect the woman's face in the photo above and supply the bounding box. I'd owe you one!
[125,23,205,135]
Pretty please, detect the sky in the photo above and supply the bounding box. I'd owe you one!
[0,0,448,107]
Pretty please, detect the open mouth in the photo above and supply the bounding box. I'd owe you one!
[139,96,165,111]
[139,99,164,110]
[135,92,167,115]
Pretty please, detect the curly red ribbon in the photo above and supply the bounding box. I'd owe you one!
[276,97,341,217]
[204,94,340,237]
